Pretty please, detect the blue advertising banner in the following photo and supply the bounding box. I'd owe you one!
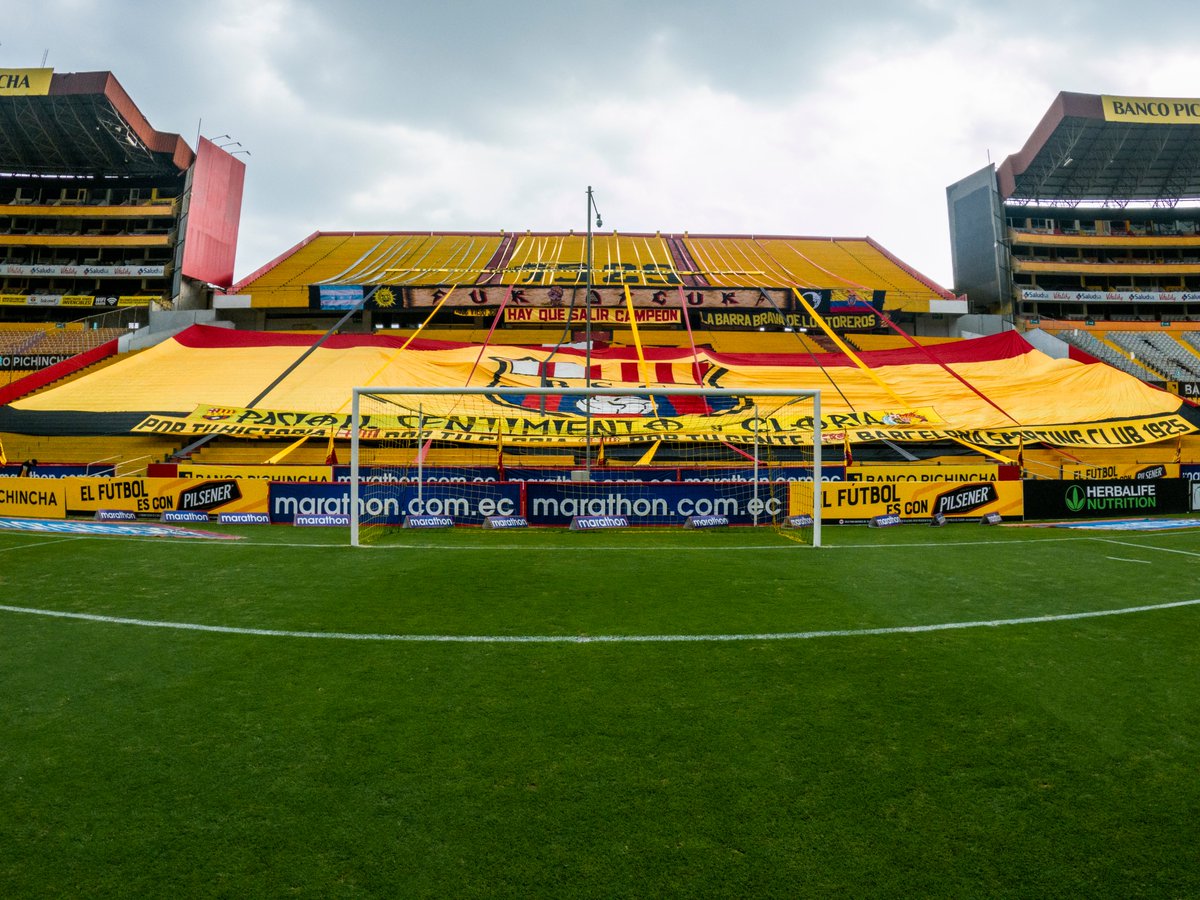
[524,481,788,527]
[269,481,522,525]
[510,466,839,483]
[0,463,117,478]
[336,466,843,484]
[506,467,677,483]
[334,466,501,483]
[678,466,841,484]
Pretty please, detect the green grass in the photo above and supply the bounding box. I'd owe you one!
[2,522,1200,897]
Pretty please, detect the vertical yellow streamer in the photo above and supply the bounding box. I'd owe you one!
[266,285,461,464]
[789,287,909,406]
[622,284,651,385]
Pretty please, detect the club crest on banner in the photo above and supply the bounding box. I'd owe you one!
[484,356,748,418]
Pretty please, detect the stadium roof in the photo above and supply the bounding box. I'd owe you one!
[233,230,957,311]
[0,70,193,177]
[997,92,1200,206]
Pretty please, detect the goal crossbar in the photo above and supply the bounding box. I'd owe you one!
[350,385,821,546]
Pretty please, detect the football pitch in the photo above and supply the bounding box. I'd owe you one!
[2,522,1199,898]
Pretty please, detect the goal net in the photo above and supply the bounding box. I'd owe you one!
[349,386,822,546]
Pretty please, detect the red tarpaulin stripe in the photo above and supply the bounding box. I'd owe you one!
[168,323,1038,369]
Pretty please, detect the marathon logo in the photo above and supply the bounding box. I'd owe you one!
[218,512,270,525]
[683,514,730,529]
[404,515,455,529]
[482,515,529,529]
[95,509,137,521]
[784,514,814,528]
[569,515,629,530]
[177,480,241,511]
[161,511,210,523]
[933,483,998,516]
[868,514,902,528]
[295,514,350,527]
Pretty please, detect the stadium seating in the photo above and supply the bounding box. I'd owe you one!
[0,323,125,356]
[1056,330,1158,379]
[683,236,944,307]
[241,233,507,307]
[1106,331,1200,382]
[0,433,182,474]
[843,334,960,352]
[0,326,47,353]
[185,440,333,466]
[1181,331,1200,359]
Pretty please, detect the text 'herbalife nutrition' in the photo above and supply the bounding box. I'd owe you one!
[1065,483,1159,512]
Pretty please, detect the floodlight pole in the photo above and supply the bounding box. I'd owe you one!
[752,405,760,526]
[585,186,599,476]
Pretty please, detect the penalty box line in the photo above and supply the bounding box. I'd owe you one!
[1,598,1198,645]
[1095,538,1200,559]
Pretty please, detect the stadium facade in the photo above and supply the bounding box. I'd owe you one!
[0,68,245,324]
[947,92,1200,326]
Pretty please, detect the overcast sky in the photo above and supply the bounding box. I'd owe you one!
[6,1,1200,287]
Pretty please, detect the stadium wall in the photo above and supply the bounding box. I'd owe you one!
[180,138,245,289]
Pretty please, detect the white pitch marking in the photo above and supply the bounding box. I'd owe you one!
[1105,556,1152,564]
[0,536,85,554]
[1,598,1197,644]
[1097,538,1200,559]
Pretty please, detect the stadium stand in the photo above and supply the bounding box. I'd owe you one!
[949,92,1200,328]
[1180,331,1200,357]
[683,236,947,310]
[843,334,960,351]
[0,68,244,329]
[0,433,182,474]
[1055,330,1159,378]
[1106,331,1200,382]
[228,230,960,343]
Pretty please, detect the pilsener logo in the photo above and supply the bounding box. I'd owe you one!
[1065,484,1086,512]
[178,480,241,511]
[933,483,997,516]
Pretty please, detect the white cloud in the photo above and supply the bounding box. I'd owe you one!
[9,1,1200,290]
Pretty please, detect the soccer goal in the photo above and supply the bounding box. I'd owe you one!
[349,386,822,546]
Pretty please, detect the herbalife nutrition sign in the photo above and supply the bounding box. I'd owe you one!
[1026,479,1189,520]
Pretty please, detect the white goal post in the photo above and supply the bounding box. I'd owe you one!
[349,385,822,546]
